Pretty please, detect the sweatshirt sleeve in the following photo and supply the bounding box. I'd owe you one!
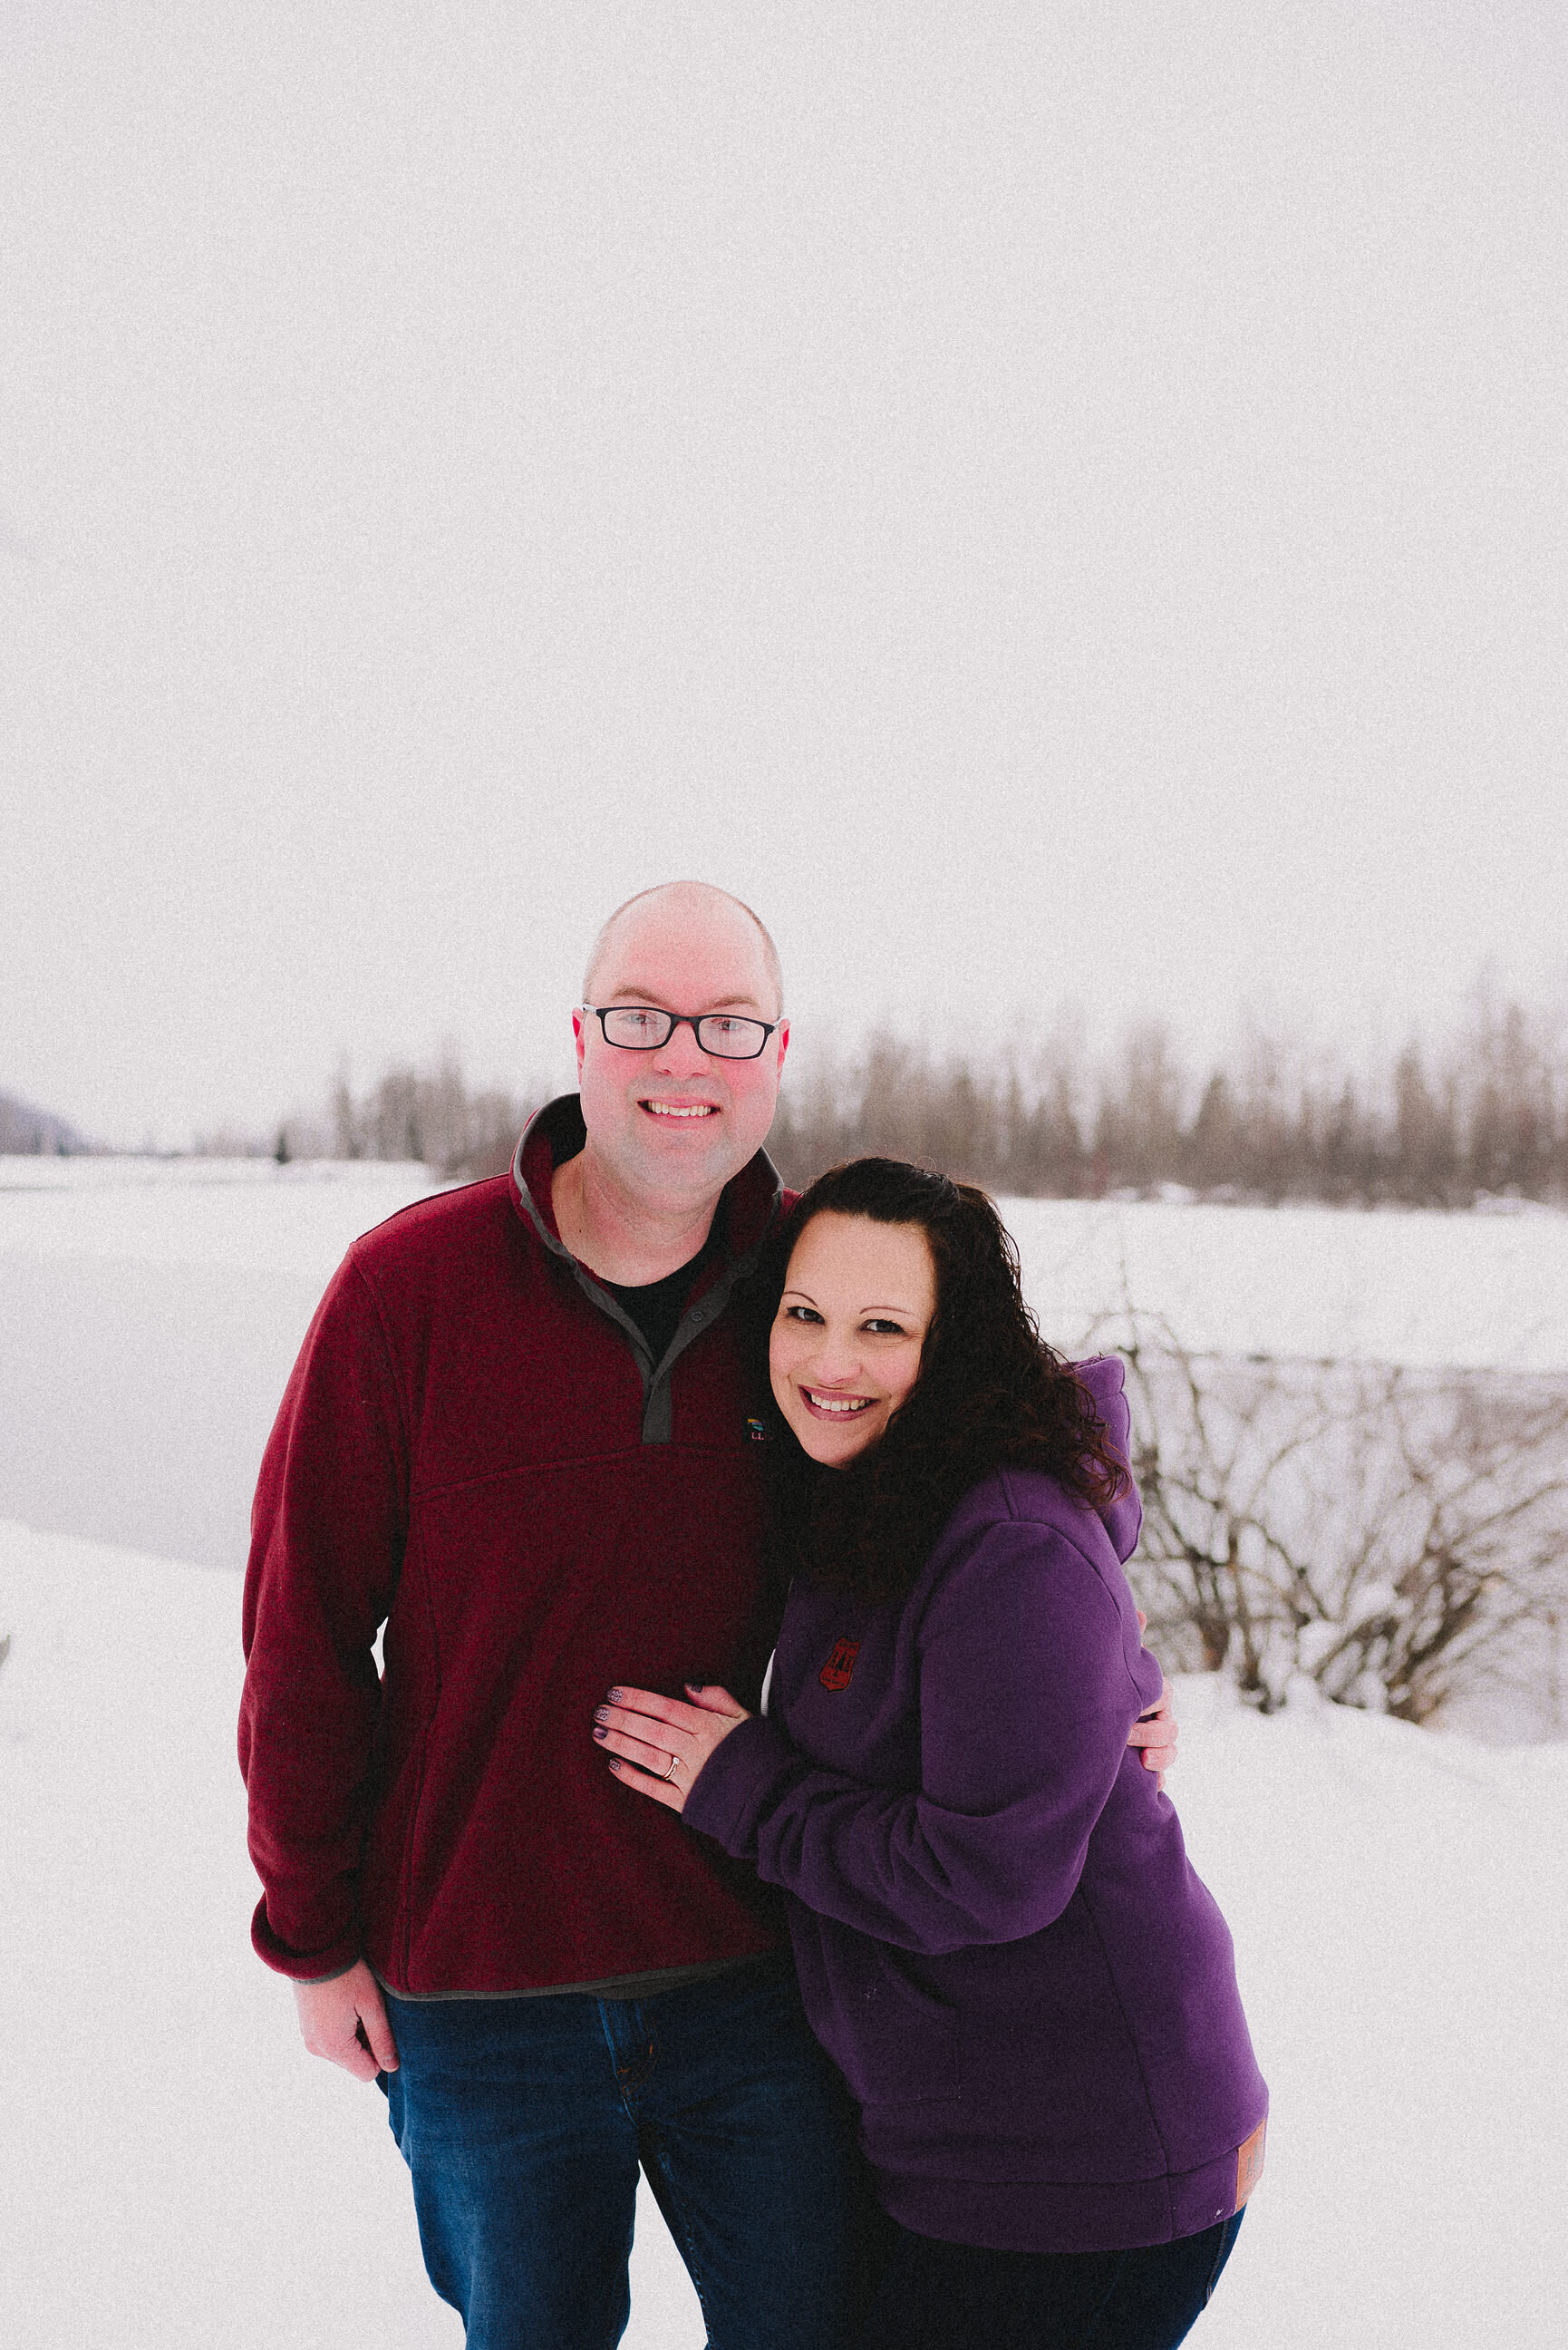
[237,1253,409,1979]
[682,1517,1158,1957]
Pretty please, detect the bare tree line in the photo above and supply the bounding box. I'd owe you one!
[179,984,1568,1211]
[13,982,1568,1204]
[770,993,1568,1207]
[249,1054,538,1179]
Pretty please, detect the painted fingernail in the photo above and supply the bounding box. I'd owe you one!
[606,1758,621,1772]
[594,1704,612,1723]
[607,1688,624,1703]
[593,1725,607,1741]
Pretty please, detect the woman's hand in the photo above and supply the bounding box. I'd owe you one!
[594,1683,751,1814]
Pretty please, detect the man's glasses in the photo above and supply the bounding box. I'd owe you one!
[582,1005,780,1061]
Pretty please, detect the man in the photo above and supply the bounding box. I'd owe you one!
[240,879,1175,2349]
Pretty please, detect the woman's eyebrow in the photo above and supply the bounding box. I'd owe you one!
[779,1289,921,1316]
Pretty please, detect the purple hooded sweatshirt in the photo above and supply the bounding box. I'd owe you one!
[682,1356,1268,2256]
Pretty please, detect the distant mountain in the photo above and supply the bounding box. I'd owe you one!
[0,1090,91,1154]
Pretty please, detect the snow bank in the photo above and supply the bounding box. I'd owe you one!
[2,1520,1562,2348]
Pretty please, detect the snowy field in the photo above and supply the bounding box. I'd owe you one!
[3,1157,1566,2345]
[1007,1190,1568,1374]
[3,1523,1563,2350]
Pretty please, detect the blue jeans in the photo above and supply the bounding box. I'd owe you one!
[855,2209,1245,2350]
[382,1956,871,2350]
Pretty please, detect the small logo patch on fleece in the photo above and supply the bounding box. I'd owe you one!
[818,1637,861,1692]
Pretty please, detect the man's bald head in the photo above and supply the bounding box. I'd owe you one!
[582,881,784,1018]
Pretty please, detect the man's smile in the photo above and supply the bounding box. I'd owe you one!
[640,1099,721,1119]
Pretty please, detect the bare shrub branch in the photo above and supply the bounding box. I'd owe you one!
[1090,1311,1568,1724]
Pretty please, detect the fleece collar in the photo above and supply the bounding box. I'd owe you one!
[507,1093,785,1443]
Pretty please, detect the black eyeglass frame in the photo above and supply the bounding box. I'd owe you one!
[580,1004,782,1061]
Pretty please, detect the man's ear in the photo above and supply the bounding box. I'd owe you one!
[572,1009,586,1077]
[774,1019,790,1079]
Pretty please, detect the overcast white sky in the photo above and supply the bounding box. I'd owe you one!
[5,1,1566,1146]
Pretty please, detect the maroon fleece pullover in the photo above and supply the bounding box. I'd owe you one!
[239,1096,788,1992]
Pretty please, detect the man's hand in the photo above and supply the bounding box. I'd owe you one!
[293,1958,399,2082]
[1128,1612,1178,1791]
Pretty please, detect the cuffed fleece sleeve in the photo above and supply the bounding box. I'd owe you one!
[238,1254,408,1978]
[683,1518,1159,1957]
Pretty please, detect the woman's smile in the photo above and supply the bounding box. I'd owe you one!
[799,1387,876,1418]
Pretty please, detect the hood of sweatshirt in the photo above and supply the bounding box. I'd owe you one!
[1074,1353,1143,1565]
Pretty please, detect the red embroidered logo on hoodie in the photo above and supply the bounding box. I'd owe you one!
[818,1637,861,1692]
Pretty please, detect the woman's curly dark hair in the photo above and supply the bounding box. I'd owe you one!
[748,1158,1130,1607]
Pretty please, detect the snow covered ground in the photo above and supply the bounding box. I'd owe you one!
[1,1520,1562,2349]
[1005,1190,1568,1374]
[0,1520,693,2350]
[3,1157,1565,2345]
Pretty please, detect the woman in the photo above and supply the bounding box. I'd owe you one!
[593,1160,1267,2349]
